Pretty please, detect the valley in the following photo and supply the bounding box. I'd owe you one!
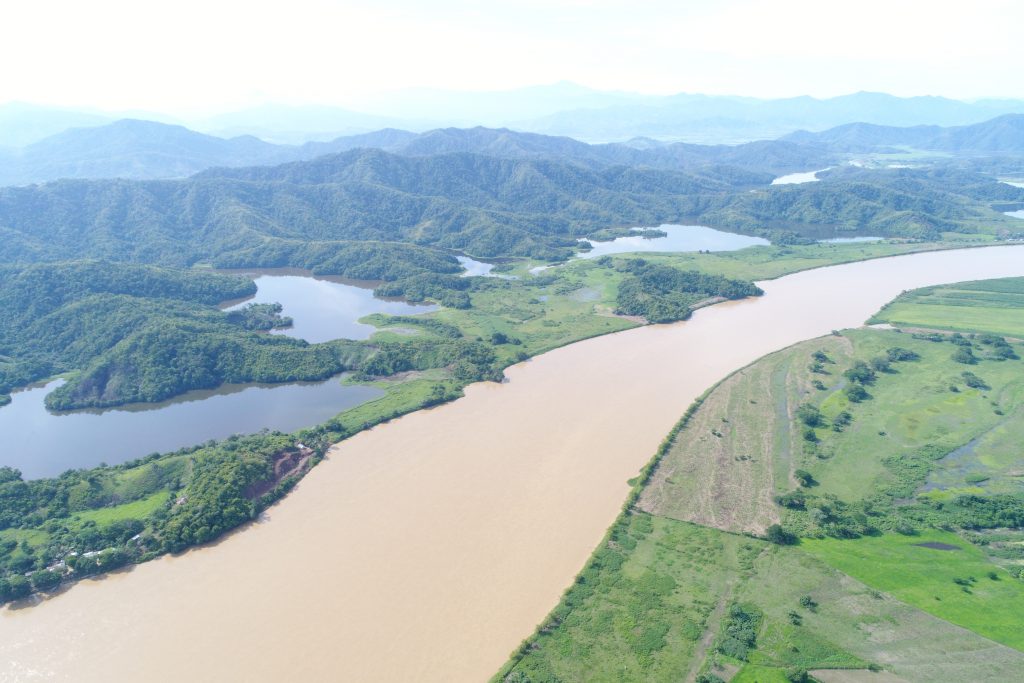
[1,246,1023,681]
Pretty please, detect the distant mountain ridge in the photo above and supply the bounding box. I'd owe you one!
[0,120,834,186]
[519,91,1024,143]
[4,109,1024,188]
[0,120,287,184]
[784,114,1024,154]
[4,88,1024,149]
[0,147,1017,275]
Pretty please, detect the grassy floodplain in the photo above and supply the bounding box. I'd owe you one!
[871,277,1024,338]
[0,239,1006,604]
[497,275,1024,683]
[803,531,1024,649]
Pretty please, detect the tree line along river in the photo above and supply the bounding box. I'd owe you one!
[2,245,1024,682]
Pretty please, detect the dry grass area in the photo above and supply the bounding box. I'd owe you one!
[638,358,782,534]
[811,670,908,683]
[742,548,1024,683]
[638,336,852,535]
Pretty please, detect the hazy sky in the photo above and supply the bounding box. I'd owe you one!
[3,0,1022,115]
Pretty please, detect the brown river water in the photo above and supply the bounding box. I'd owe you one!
[2,245,1024,682]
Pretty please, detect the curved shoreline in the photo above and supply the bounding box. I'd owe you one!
[2,245,1024,682]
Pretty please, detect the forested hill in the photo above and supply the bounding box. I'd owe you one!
[0,119,287,186]
[372,127,837,175]
[784,114,1024,154]
[701,166,1024,238]
[0,149,1019,275]
[0,150,760,267]
[0,119,834,186]
[0,261,372,410]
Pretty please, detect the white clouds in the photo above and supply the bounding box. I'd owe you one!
[0,0,1020,114]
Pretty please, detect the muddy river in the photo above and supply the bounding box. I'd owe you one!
[2,246,1024,682]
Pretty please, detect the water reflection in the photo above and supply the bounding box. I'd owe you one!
[0,378,384,478]
[771,168,829,185]
[222,270,438,342]
[819,236,885,244]
[577,224,768,259]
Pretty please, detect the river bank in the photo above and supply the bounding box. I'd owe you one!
[2,246,1024,682]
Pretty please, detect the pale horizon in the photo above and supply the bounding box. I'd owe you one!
[2,0,1022,118]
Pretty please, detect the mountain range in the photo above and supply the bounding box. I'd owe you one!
[524,91,1024,143]
[0,119,835,186]
[784,114,1024,154]
[4,87,1024,149]
[1,146,1018,277]
[1,108,1023,191]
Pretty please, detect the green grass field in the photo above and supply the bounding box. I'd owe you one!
[497,514,869,683]
[497,273,1024,682]
[805,329,1024,502]
[804,531,1024,650]
[578,240,966,283]
[72,490,171,525]
[871,277,1024,338]
[497,514,1024,682]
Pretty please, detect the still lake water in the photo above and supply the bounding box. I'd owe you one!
[0,379,383,479]
[10,246,1024,682]
[457,255,495,277]
[224,272,438,343]
[578,224,768,259]
[819,236,885,244]
[771,168,829,185]
[0,272,439,477]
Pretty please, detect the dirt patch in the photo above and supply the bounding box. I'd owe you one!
[811,670,908,683]
[244,446,314,500]
[913,542,961,551]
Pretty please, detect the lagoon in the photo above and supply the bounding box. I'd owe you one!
[5,246,1024,681]
[578,224,768,259]
[0,378,383,479]
[223,271,438,343]
[771,168,829,185]
[820,236,885,244]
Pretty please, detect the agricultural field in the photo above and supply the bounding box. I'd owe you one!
[498,514,1024,683]
[871,277,1024,338]
[498,277,1024,682]
[803,530,1024,650]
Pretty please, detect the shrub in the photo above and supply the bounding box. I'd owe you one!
[775,490,808,509]
[3,575,30,601]
[717,603,762,660]
[961,372,989,389]
[786,668,810,683]
[799,594,817,611]
[844,384,869,402]
[870,356,892,373]
[832,411,853,431]
[796,404,823,427]
[887,347,919,362]
[696,675,725,683]
[794,469,815,487]
[30,569,62,592]
[952,347,977,365]
[843,361,876,384]
[766,524,798,545]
